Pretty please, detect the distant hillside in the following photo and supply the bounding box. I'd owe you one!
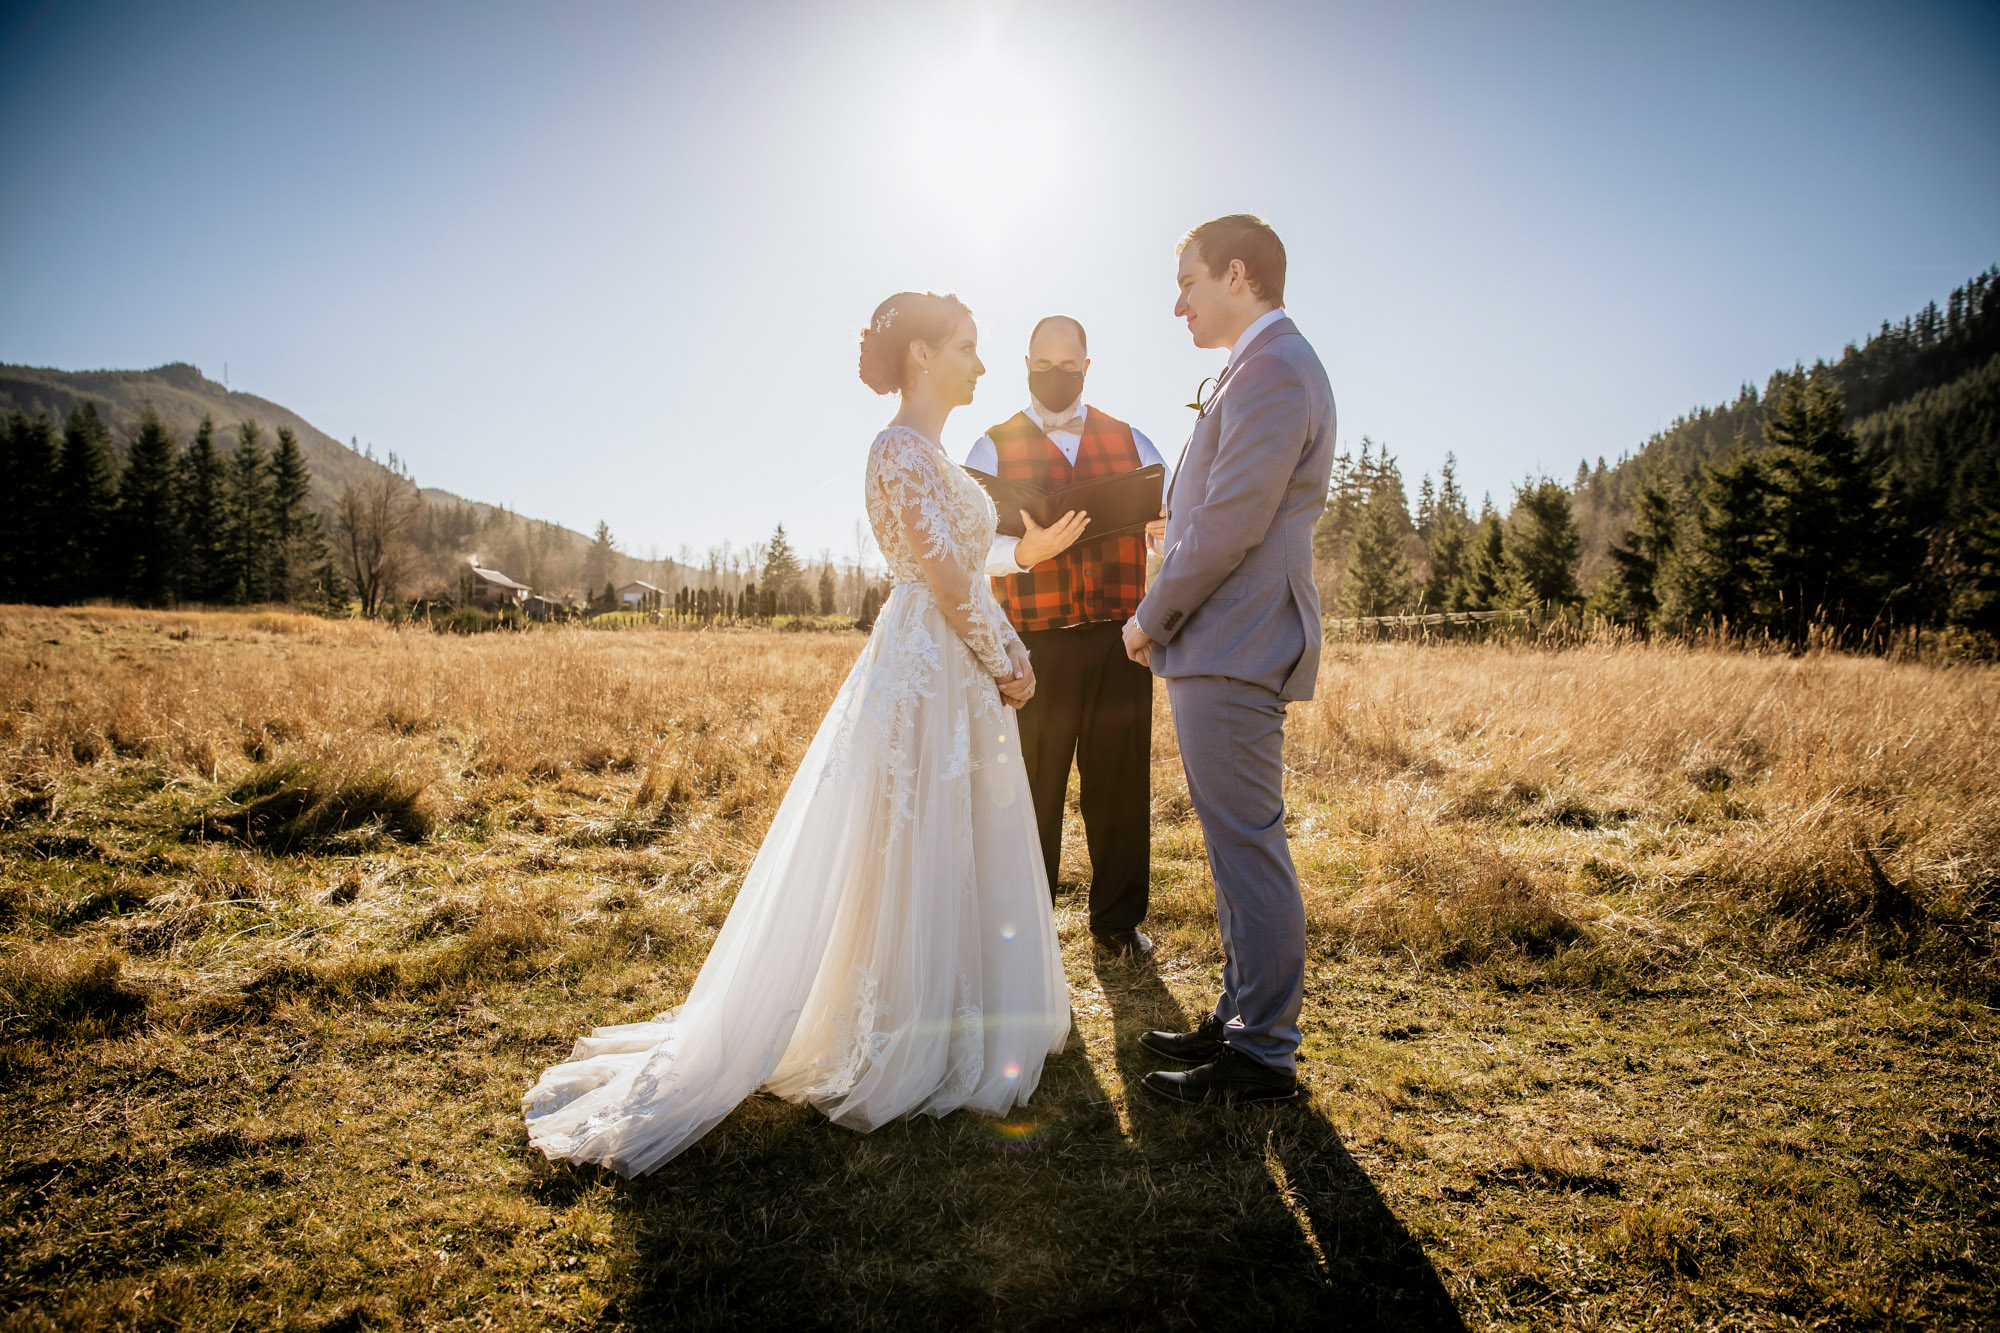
[0,360,607,575]
[0,362,395,503]
[1567,266,2000,581]
[0,360,848,605]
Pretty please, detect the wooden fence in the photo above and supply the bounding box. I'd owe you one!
[1322,608,1535,633]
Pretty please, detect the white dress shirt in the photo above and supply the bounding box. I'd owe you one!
[1227,307,1288,370]
[967,401,1168,576]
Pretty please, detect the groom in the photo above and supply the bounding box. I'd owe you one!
[1123,215,1337,1105]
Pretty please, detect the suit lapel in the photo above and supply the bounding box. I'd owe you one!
[1166,318,1298,505]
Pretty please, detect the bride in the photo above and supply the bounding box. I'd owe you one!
[522,292,1071,1176]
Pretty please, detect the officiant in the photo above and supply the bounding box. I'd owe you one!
[966,315,1169,959]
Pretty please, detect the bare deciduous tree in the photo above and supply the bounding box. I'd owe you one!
[332,471,419,617]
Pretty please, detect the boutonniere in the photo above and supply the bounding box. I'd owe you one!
[1187,375,1218,417]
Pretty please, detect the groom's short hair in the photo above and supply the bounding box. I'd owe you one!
[1179,214,1287,307]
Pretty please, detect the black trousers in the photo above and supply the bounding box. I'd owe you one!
[1016,620,1152,934]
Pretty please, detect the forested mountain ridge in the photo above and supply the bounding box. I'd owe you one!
[2,361,878,617]
[2,362,386,501]
[1320,267,2000,642]
[1569,267,2000,575]
[0,361,594,560]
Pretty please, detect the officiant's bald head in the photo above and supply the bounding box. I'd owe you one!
[1026,315,1088,372]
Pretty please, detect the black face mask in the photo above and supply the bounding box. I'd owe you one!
[1029,367,1085,416]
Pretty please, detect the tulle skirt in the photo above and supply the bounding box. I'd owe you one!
[521,584,1070,1177]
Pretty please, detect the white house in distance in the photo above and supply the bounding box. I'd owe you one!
[617,580,666,612]
[466,557,530,607]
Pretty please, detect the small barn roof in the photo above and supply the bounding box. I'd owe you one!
[617,580,666,595]
[470,566,530,591]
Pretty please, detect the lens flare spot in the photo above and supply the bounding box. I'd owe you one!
[1001,923,1016,941]
[996,753,1009,764]
[982,1112,1047,1153]
[1004,1062,1021,1082]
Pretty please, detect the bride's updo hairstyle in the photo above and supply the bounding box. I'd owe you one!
[858,291,972,395]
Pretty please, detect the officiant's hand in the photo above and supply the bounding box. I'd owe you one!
[1015,509,1090,568]
[997,641,1036,708]
[1122,615,1154,668]
[1145,505,1168,554]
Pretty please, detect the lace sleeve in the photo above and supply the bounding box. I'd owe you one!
[875,431,1017,678]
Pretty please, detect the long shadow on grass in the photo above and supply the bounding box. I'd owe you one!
[572,968,1463,1330]
[1093,955,1465,1332]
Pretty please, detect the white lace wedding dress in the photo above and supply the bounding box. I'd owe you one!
[521,426,1070,1176]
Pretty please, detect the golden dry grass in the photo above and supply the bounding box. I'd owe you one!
[1,605,1994,1331]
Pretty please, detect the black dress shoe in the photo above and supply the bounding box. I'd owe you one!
[1139,1013,1227,1064]
[1142,1046,1299,1106]
[1091,927,1155,959]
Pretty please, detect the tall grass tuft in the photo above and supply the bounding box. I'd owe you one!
[190,760,432,853]
[0,945,147,1039]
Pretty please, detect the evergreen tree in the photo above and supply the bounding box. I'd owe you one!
[1313,437,1416,613]
[0,414,19,601]
[1312,445,1366,563]
[1757,370,1898,638]
[118,409,182,607]
[312,554,351,616]
[1658,372,1903,641]
[224,420,273,603]
[0,412,60,602]
[1588,474,1680,627]
[53,403,118,602]
[742,579,759,621]
[1667,447,1780,631]
[1506,478,1582,607]
[1437,452,1467,520]
[176,417,229,603]
[581,520,616,594]
[763,523,803,612]
[1424,510,1469,610]
[1456,507,1511,611]
[817,563,836,615]
[1343,489,1415,616]
[1949,478,2000,636]
[1422,453,1472,609]
[265,427,322,602]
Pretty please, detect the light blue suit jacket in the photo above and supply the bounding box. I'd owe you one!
[1135,317,1336,702]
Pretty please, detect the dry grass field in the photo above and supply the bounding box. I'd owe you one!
[1,605,1995,1331]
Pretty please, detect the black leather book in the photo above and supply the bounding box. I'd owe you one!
[964,464,1166,543]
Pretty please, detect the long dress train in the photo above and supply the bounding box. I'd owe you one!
[521,426,1069,1177]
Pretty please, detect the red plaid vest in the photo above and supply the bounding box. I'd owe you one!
[988,407,1149,632]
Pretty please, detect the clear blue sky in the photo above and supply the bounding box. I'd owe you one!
[3,0,1996,564]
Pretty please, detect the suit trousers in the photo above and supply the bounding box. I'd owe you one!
[1165,673,1305,1071]
[1015,620,1151,934]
